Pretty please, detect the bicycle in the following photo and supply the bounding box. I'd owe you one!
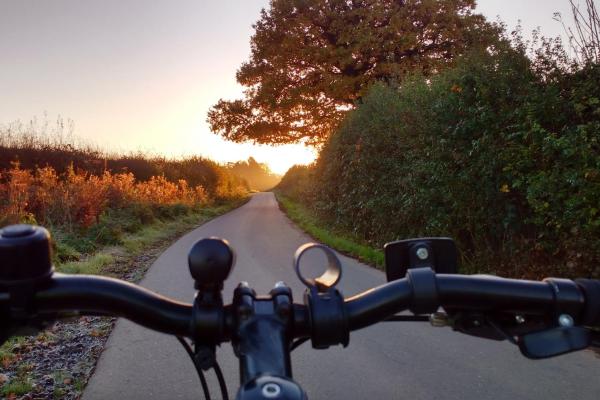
[1,224,599,399]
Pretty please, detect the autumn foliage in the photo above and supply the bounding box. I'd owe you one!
[0,123,250,262]
[208,0,500,144]
[279,33,600,280]
[0,163,209,229]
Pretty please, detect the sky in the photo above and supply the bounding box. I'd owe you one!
[0,0,586,174]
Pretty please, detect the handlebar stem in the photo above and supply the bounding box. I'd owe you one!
[232,282,294,385]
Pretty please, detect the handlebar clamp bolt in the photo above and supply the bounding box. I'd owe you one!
[515,315,525,324]
[262,382,282,398]
[558,314,574,327]
[416,247,429,260]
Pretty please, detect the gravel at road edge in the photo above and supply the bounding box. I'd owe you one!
[0,239,175,400]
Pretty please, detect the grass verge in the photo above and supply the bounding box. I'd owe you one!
[0,197,248,399]
[55,199,247,276]
[275,192,385,268]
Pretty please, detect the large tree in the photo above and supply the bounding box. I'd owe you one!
[208,0,499,144]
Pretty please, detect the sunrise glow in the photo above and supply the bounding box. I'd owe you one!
[0,0,573,175]
[0,0,318,175]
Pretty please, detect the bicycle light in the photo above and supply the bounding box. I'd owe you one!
[188,237,235,291]
[384,237,458,282]
[0,224,53,285]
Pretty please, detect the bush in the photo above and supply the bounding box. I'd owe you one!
[294,42,600,279]
[52,240,82,264]
[277,165,314,201]
[0,161,248,265]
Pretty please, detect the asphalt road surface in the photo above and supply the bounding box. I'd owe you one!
[84,193,599,400]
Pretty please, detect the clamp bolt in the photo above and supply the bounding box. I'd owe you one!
[416,247,429,260]
[262,382,282,398]
[558,314,574,327]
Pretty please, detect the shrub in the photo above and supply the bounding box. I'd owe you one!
[295,42,600,279]
[277,165,314,201]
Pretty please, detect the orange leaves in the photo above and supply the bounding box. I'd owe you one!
[209,0,499,145]
[450,84,463,93]
[0,165,207,230]
[133,176,207,206]
[0,163,35,225]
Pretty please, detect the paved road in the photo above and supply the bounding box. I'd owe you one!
[84,193,599,399]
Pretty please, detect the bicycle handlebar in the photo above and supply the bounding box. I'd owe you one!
[35,273,194,336]
[2,224,600,400]
[4,270,597,339]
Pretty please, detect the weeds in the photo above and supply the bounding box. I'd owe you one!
[0,336,26,369]
[1,378,33,397]
[58,253,115,275]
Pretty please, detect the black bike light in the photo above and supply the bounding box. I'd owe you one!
[188,237,235,291]
[0,224,53,285]
[384,237,458,282]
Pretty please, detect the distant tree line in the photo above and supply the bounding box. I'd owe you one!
[226,157,280,192]
[0,125,248,200]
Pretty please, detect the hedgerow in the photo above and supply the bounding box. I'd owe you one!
[279,38,600,279]
[0,162,247,263]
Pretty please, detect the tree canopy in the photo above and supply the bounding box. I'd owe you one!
[208,0,500,145]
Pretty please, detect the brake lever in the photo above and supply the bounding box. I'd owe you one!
[518,326,592,359]
[445,309,594,359]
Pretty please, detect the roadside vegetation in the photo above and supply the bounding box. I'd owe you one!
[0,161,246,265]
[276,5,600,280]
[210,0,600,279]
[0,122,250,257]
[0,129,250,398]
[276,193,384,267]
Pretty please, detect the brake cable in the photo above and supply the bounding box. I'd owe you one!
[175,335,231,400]
[176,336,212,400]
[290,337,310,351]
[213,361,229,400]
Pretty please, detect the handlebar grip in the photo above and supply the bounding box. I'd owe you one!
[575,279,600,327]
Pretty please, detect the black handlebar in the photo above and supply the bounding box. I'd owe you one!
[2,224,600,400]
[3,271,596,340]
[35,273,195,336]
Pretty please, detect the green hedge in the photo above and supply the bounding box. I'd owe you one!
[280,46,600,279]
